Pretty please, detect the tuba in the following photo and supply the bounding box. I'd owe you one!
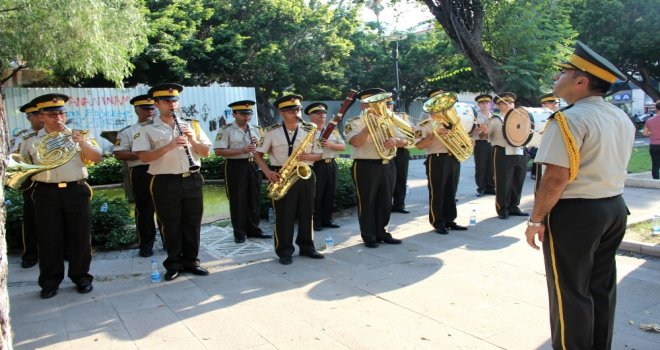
[422,92,474,162]
[266,121,317,200]
[5,130,81,190]
[361,92,415,160]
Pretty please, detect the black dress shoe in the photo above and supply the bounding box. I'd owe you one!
[235,237,246,244]
[314,225,323,231]
[77,284,93,294]
[434,227,449,234]
[279,257,293,265]
[184,266,209,276]
[164,270,180,281]
[498,214,509,220]
[476,191,484,197]
[299,250,325,259]
[322,222,340,228]
[509,211,529,217]
[40,287,58,299]
[484,190,496,195]
[364,242,379,248]
[392,208,410,214]
[447,222,468,231]
[379,237,402,244]
[21,260,37,268]
[247,233,273,239]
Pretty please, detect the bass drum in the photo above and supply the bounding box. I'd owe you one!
[524,107,552,148]
[454,102,476,133]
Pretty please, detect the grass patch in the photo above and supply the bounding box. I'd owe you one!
[628,146,651,173]
[626,219,660,245]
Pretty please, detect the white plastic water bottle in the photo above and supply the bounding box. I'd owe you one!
[100,202,108,213]
[150,256,161,283]
[324,233,334,253]
[406,184,410,194]
[268,207,274,223]
[469,209,477,226]
[653,215,660,235]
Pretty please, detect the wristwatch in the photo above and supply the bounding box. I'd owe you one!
[527,219,543,227]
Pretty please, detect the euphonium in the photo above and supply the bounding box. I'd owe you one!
[422,92,474,162]
[361,92,415,160]
[266,121,317,200]
[5,130,81,190]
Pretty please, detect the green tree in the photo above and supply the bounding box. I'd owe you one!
[0,1,147,345]
[571,0,660,100]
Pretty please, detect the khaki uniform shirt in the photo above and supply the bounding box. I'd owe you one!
[417,119,449,154]
[213,123,262,160]
[256,122,322,166]
[344,116,387,159]
[470,111,491,141]
[15,129,39,158]
[487,114,524,155]
[318,128,345,160]
[24,128,99,182]
[114,123,148,167]
[132,115,211,175]
[535,96,634,199]
[10,128,32,154]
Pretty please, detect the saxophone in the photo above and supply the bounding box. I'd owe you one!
[422,92,474,162]
[266,121,318,200]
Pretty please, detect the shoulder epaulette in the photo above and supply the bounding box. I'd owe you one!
[346,117,360,124]
[265,124,281,132]
[221,123,233,130]
[418,119,431,126]
[13,128,28,137]
[332,129,340,138]
[548,104,574,119]
[140,119,154,126]
[22,131,38,140]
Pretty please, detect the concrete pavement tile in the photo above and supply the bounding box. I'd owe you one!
[614,309,660,344]
[91,258,134,277]
[105,282,166,314]
[178,311,274,349]
[13,318,69,350]
[136,337,207,350]
[612,330,660,350]
[9,291,64,326]
[246,312,350,349]
[155,285,219,313]
[58,296,120,332]
[118,305,193,345]
[66,323,136,349]
[484,326,552,350]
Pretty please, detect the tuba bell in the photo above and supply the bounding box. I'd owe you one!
[5,130,81,190]
[422,92,474,162]
[361,92,415,160]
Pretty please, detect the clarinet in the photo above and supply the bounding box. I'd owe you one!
[245,124,262,172]
[171,110,201,171]
[319,89,357,141]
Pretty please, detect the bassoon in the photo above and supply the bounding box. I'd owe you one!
[319,89,357,140]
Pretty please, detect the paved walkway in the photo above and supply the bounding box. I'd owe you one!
[9,157,660,349]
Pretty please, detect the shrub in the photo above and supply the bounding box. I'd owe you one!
[87,157,123,185]
[4,188,25,251]
[200,155,225,180]
[91,194,136,250]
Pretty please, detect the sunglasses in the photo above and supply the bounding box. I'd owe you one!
[42,110,67,118]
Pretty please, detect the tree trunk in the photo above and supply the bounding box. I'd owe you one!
[423,0,505,91]
[255,89,279,128]
[0,90,14,349]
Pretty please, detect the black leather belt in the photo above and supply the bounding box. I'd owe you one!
[132,165,149,169]
[428,153,451,157]
[355,159,390,164]
[156,171,200,178]
[36,179,86,188]
[558,194,621,203]
[227,158,250,162]
[315,159,334,164]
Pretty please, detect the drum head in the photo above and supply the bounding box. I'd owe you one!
[502,107,533,147]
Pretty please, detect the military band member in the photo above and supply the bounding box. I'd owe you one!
[525,41,633,350]
[388,98,411,214]
[255,94,324,265]
[214,100,271,243]
[305,102,345,231]
[488,92,528,219]
[471,94,496,197]
[113,94,159,257]
[416,101,467,234]
[13,99,44,268]
[133,83,212,281]
[24,93,101,298]
[530,93,561,180]
[345,88,404,248]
